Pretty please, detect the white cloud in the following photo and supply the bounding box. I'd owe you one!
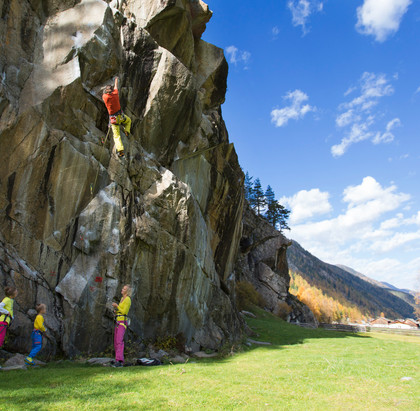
[287,0,323,34]
[287,177,420,289]
[356,0,412,42]
[331,119,374,157]
[290,177,411,246]
[272,26,280,38]
[336,110,361,128]
[343,176,408,207]
[343,72,394,111]
[271,89,316,127]
[225,45,251,67]
[372,118,401,144]
[331,73,398,156]
[370,231,420,252]
[415,86,420,94]
[280,188,331,224]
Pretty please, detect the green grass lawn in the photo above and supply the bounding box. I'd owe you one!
[1,308,419,410]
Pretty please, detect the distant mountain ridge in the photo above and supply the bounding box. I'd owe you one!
[287,241,415,319]
[337,265,417,309]
[337,265,414,295]
[380,282,414,295]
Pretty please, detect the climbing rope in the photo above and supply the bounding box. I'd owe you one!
[79,126,112,286]
[90,125,112,198]
[174,142,225,163]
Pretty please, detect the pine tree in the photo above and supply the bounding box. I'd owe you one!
[275,203,291,232]
[263,185,290,232]
[252,178,265,215]
[244,172,254,203]
[264,185,276,225]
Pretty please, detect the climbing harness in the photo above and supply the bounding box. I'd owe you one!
[109,109,126,125]
[114,313,130,327]
[0,303,12,326]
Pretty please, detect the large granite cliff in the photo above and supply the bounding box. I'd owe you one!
[0,0,313,358]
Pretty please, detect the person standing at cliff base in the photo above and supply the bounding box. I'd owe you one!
[102,77,131,158]
[0,286,18,350]
[112,284,132,367]
[24,303,47,367]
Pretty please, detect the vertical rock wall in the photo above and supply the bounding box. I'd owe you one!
[0,0,244,356]
[236,206,318,326]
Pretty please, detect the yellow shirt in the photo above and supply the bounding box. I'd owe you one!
[116,296,131,325]
[34,314,46,332]
[0,297,14,325]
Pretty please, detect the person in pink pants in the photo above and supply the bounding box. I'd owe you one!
[0,286,18,349]
[112,284,132,367]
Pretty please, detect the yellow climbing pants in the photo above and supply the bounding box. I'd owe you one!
[111,114,131,152]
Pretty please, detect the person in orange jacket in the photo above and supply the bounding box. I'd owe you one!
[102,77,131,158]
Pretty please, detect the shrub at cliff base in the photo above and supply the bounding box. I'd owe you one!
[235,281,266,310]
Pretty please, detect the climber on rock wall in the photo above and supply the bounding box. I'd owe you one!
[102,77,132,158]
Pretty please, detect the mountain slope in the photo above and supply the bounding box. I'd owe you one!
[287,241,414,319]
[338,265,417,311]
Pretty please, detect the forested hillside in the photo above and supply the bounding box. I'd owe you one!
[287,241,415,320]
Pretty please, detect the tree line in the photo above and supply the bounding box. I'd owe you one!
[289,271,366,323]
[244,172,290,233]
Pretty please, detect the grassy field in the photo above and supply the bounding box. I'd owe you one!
[1,308,419,410]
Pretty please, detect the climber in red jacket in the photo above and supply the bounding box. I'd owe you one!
[102,77,131,158]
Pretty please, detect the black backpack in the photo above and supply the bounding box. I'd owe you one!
[136,357,161,366]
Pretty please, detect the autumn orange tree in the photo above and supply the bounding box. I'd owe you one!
[290,271,367,323]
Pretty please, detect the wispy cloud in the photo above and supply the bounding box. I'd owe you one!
[286,177,420,289]
[372,118,401,144]
[225,45,251,68]
[331,72,399,156]
[288,0,323,35]
[271,90,316,127]
[356,0,412,42]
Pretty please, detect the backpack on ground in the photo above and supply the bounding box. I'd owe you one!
[136,357,161,366]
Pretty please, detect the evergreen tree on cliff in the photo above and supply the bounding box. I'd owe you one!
[244,172,254,203]
[264,185,290,233]
[252,178,266,215]
[264,185,276,223]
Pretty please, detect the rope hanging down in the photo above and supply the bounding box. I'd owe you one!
[174,142,225,163]
[90,126,112,197]
[80,126,112,288]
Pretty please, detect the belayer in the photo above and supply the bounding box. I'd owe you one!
[102,77,131,158]
[112,284,132,367]
[0,285,18,350]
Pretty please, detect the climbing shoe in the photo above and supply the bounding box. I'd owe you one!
[24,357,35,366]
[117,150,125,158]
[113,361,124,368]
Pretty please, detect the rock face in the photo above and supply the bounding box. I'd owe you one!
[235,206,318,326]
[0,0,243,356]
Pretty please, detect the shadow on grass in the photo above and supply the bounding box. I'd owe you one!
[241,306,371,350]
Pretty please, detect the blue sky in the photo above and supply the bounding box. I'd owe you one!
[202,0,420,290]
